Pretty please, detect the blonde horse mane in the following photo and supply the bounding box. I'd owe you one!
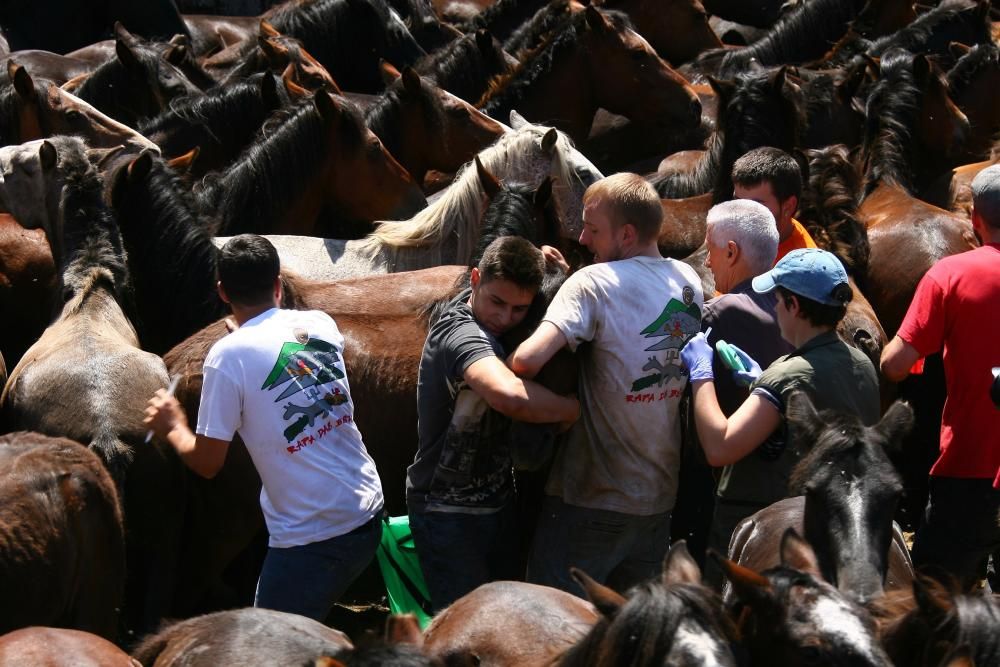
[356,121,581,270]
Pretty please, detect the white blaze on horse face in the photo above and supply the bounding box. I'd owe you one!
[673,618,734,666]
[808,595,890,666]
[844,481,865,541]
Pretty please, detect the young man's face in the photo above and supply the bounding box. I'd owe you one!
[470,269,536,337]
[734,181,793,234]
[579,199,629,263]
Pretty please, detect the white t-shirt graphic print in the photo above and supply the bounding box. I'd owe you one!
[197,308,383,548]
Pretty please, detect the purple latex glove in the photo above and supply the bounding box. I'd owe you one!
[681,332,714,382]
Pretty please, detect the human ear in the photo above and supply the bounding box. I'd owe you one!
[470,267,481,290]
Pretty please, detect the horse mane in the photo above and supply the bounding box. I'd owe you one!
[357,123,576,269]
[479,10,633,118]
[197,92,366,235]
[718,0,867,76]
[414,30,512,104]
[786,409,870,495]
[460,0,549,40]
[559,582,736,666]
[503,0,576,58]
[473,181,557,260]
[947,41,1000,95]
[72,37,163,119]
[867,0,990,61]
[364,72,446,164]
[799,144,870,276]
[0,74,52,145]
[860,48,921,195]
[140,72,289,147]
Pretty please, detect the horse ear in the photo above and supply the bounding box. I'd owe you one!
[769,65,790,92]
[168,33,189,47]
[314,91,339,120]
[534,177,553,208]
[707,75,736,104]
[662,540,702,586]
[260,19,281,38]
[115,36,142,74]
[39,140,57,171]
[113,21,137,45]
[164,43,187,66]
[476,156,502,198]
[949,42,973,60]
[259,36,286,67]
[871,399,914,454]
[385,614,423,646]
[509,110,528,129]
[380,59,402,85]
[784,391,822,446]
[779,528,823,579]
[475,29,493,55]
[402,67,422,94]
[128,150,154,183]
[541,128,558,154]
[709,550,774,606]
[166,147,199,173]
[280,65,310,99]
[585,6,612,33]
[570,567,625,617]
[9,62,35,100]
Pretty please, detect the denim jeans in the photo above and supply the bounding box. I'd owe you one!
[527,495,672,598]
[408,502,519,613]
[254,514,382,621]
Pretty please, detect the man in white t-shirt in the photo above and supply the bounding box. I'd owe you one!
[144,234,383,621]
[509,173,703,596]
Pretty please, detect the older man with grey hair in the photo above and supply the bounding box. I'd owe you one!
[697,199,795,589]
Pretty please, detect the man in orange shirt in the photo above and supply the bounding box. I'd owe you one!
[731,147,816,263]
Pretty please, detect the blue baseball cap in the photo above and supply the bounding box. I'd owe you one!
[752,248,850,306]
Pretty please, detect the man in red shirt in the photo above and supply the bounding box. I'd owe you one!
[881,164,1000,588]
[731,147,817,264]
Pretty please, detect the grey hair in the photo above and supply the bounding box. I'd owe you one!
[706,200,779,274]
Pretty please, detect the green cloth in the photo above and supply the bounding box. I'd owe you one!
[375,515,433,629]
[716,330,879,505]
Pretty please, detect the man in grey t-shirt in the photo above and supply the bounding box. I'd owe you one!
[510,174,703,596]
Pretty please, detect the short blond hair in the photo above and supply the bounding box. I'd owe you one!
[583,173,663,242]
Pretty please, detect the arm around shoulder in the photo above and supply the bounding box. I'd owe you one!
[508,321,568,379]
[464,355,579,424]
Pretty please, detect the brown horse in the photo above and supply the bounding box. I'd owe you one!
[195,90,427,239]
[1,63,158,151]
[132,607,353,666]
[946,41,1000,165]
[0,627,136,666]
[724,394,915,608]
[479,6,702,146]
[0,213,56,368]
[598,0,721,65]
[0,137,183,637]
[0,432,124,640]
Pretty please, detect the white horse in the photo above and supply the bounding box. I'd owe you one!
[214,111,603,280]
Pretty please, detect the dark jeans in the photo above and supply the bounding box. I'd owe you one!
[408,502,520,613]
[254,514,382,621]
[527,495,672,598]
[912,477,1000,589]
[703,498,768,592]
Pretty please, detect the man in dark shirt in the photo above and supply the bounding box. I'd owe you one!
[407,236,580,612]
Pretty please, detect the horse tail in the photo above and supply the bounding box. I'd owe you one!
[89,431,134,497]
[799,144,871,277]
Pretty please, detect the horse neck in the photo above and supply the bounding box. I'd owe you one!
[58,279,139,346]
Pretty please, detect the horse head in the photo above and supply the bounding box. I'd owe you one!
[715,529,893,666]
[786,393,913,606]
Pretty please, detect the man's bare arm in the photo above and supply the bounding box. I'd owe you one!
[465,355,579,424]
[880,335,921,383]
[145,390,230,479]
[508,322,568,380]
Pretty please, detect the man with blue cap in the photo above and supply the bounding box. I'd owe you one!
[681,248,880,542]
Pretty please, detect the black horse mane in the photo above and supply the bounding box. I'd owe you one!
[503,0,576,58]
[947,41,1000,95]
[717,0,868,76]
[798,144,870,276]
[72,36,165,122]
[860,48,922,195]
[414,30,512,104]
[141,72,288,143]
[197,92,366,235]
[560,581,735,666]
[649,67,805,202]
[868,0,990,62]
[479,9,633,116]
[364,72,447,164]
[460,0,549,42]
[787,408,871,495]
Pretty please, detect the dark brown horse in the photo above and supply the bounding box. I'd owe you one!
[598,0,721,66]
[0,627,136,666]
[0,432,123,640]
[724,393,915,607]
[946,41,1000,165]
[195,90,427,239]
[0,212,56,368]
[479,7,702,146]
[414,29,516,106]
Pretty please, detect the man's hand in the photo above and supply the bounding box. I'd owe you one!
[144,389,189,442]
[729,344,762,387]
[541,245,570,274]
[681,332,714,382]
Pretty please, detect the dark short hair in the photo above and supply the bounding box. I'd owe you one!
[732,147,803,202]
[477,236,545,291]
[218,234,280,306]
[776,284,851,328]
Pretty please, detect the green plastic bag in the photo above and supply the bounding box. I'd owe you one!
[376,515,433,629]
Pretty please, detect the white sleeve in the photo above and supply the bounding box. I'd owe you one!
[542,270,600,352]
[195,364,243,441]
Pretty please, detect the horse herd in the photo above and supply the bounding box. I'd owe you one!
[0,0,998,664]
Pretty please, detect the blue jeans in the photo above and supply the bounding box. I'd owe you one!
[527,495,672,597]
[254,514,382,621]
[408,502,519,613]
